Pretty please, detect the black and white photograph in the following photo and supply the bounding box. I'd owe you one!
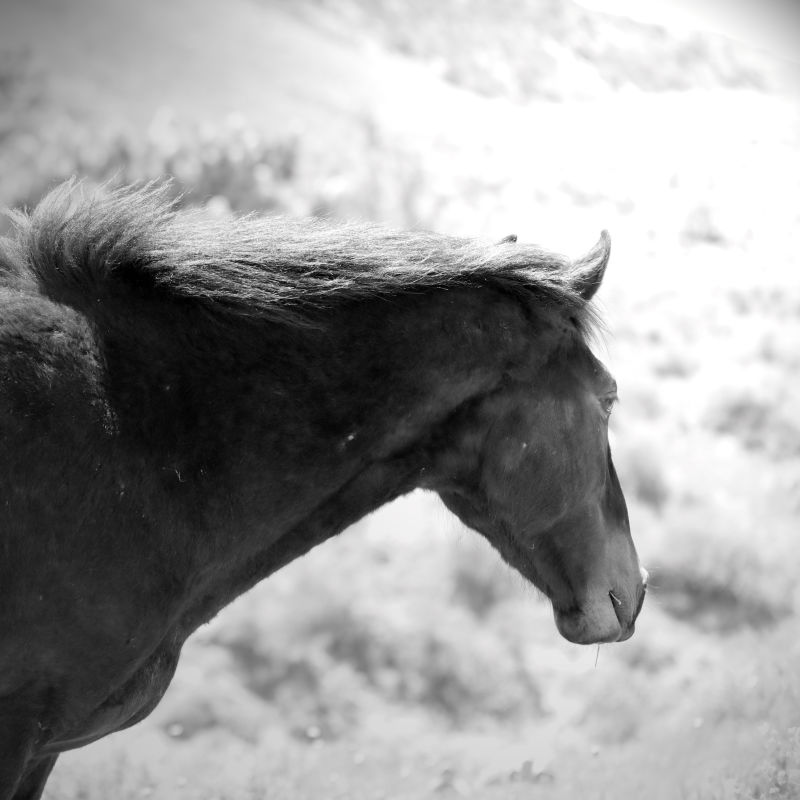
[0,0,798,797]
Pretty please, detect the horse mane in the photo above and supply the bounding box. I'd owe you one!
[0,180,605,336]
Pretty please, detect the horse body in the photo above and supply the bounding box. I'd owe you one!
[0,184,646,799]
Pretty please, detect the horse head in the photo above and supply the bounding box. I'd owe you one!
[436,233,646,644]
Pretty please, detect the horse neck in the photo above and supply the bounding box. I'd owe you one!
[206,287,532,521]
[101,287,535,622]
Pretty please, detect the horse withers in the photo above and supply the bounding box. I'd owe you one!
[0,183,646,799]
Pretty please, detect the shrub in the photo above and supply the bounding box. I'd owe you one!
[744,727,800,798]
[0,111,310,216]
[682,204,727,245]
[696,728,800,799]
[705,390,800,460]
[450,537,519,618]
[212,590,543,729]
[614,435,670,512]
[651,526,795,633]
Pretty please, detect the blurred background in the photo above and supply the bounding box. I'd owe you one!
[2,0,799,797]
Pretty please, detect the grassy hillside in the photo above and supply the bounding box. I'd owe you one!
[281,0,773,97]
[1,0,798,797]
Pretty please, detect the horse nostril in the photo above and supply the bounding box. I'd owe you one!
[609,589,626,626]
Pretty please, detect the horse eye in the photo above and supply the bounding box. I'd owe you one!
[601,395,617,416]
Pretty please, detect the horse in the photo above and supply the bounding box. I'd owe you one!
[0,181,647,799]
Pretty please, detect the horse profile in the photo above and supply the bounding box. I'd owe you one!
[0,182,646,799]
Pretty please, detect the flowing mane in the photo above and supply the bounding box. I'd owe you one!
[0,181,606,335]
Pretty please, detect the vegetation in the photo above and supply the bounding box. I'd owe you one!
[281,0,771,99]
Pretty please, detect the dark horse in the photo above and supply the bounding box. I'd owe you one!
[0,182,646,799]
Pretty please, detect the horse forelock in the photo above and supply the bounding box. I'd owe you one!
[2,180,602,340]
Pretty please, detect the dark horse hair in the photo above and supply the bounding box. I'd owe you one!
[0,181,643,800]
[0,180,606,336]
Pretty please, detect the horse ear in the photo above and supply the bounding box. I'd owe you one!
[497,233,517,244]
[571,230,611,302]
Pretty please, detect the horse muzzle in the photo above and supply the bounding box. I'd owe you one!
[554,565,648,645]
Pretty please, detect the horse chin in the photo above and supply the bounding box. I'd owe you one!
[553,597,630,645]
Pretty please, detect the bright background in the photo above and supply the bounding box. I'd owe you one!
[1,0,799,797]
